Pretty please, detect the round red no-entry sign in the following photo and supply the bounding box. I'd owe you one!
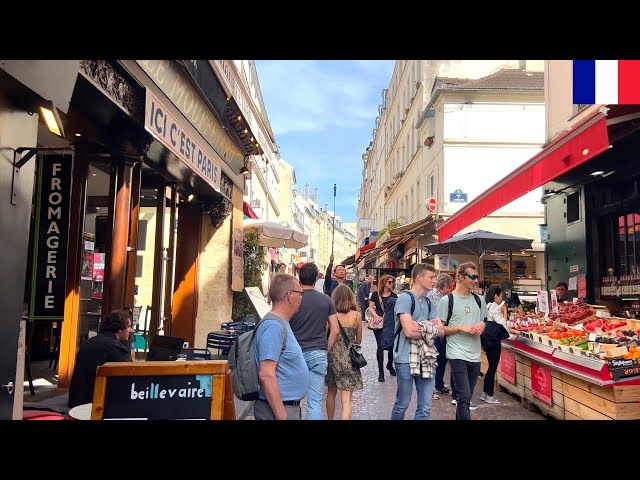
[427,197,437,212]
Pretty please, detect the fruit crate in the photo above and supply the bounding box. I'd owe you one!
[557,343,587,357]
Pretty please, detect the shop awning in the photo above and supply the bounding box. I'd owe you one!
[243,219,308,249]
[436,108,611,243]
[243,201,259,219]
[354,240,377,262]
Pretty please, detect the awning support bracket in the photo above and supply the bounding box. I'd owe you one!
[10,146,74,206]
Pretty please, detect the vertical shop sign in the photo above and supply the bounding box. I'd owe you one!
[577,274,587,299]
[550,289,559,314]
[500,350,516,385]
[537,290,549,315]
[231,227,244,292]
[30,154,73,320]
[531,363,553,406]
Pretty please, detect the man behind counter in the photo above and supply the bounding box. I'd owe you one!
[555,282,573,303]
[68,309,134,408]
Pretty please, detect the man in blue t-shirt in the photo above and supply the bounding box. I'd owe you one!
[254,273,309,420]
[391,263,445,420]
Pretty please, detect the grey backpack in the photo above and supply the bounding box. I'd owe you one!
[228,317,288,401]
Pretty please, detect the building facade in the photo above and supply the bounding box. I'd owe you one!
[357,60,546,281]
[0,59,275,419]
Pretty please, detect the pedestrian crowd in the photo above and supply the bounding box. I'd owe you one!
[251,255,510,420]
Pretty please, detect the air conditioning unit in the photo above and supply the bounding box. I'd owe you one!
[388,244,404,260]
[250,198,261,208]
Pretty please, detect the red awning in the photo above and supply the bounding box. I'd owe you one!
[354,241,377,261]
[437,109,611,243]
[243,201,259,219]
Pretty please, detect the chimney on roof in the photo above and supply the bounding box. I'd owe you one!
[305,183,309,200]
[313,188,318,203]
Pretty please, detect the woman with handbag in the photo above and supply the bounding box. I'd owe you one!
[481,285,508,404]
[326,284,364,420]
[368,275,398,382]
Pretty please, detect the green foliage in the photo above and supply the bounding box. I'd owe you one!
[243,230,268,288]
[499,279,515,293]
[232,229,268,322]
[377,219,400,239]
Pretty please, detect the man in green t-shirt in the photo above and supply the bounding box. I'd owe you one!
[437,262,488,421]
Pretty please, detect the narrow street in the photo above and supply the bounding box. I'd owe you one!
[246,323,548,420]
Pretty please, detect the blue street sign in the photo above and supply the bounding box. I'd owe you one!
[449,189,468,203]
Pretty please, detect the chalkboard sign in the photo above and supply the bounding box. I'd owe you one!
[91,361,235,420]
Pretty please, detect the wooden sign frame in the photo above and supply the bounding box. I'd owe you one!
[91,360,236,420]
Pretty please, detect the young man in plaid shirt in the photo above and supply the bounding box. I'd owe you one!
[390,264,445,420]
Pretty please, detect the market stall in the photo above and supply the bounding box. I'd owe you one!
[481,303,640,420]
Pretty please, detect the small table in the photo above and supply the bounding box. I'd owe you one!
[68,402,92,420]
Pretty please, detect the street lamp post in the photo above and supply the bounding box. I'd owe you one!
[332,184,336,256]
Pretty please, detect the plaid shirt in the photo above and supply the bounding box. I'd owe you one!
[409,321,439,378]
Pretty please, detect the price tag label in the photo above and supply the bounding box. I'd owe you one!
[588,333,598,342]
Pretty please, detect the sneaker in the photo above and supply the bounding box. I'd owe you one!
[378,374,385,382]
[386,364,397,376]
[482,395,501,404]
[480,392,487,401]
[451,399,478,410]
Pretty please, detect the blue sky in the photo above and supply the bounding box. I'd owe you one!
[255,60,396,223]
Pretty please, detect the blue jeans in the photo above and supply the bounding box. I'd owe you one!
[302,350,328,420]
[390,362,435,420]
[449,358,481,420]
[434,337,447,391]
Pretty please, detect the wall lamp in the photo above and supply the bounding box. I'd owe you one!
[240,165,250,176]
[39,100,65,139]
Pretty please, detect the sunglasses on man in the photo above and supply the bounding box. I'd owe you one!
[463,273,480,280]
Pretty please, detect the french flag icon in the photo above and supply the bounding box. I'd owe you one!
[573,60,640,105]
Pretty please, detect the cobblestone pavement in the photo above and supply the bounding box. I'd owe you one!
[248,323,548,420]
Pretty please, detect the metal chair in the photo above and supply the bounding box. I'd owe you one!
[133,305,151,352]
[206,331,240,359]
[181,347,212,360]
[220,317,256,332]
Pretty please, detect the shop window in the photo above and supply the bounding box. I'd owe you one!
[137,220,148,251]
[566,190,580,224]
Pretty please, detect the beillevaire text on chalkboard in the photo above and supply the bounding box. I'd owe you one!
[103,374,213,420]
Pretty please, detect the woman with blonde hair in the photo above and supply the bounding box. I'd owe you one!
[368,274,398,382]
[326,284,363,420]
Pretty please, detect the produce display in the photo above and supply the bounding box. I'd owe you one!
[547,302,595,325]
[506,304,640,380]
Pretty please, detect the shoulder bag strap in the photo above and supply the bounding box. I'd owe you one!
[336,316,351,347]
[445,293,454,326]
[393,292,416,353]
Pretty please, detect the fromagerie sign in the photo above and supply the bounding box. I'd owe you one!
[30,154,73,320]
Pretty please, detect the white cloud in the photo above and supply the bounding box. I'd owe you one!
[256,60,394,136]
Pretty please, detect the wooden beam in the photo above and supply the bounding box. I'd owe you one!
[58,152,88,388]
[105,157,133,312]
[148,185,167,345]
[125,162,141,309]
[163,185,177,336]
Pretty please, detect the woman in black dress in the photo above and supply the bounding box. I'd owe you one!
[368,274,397,382]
